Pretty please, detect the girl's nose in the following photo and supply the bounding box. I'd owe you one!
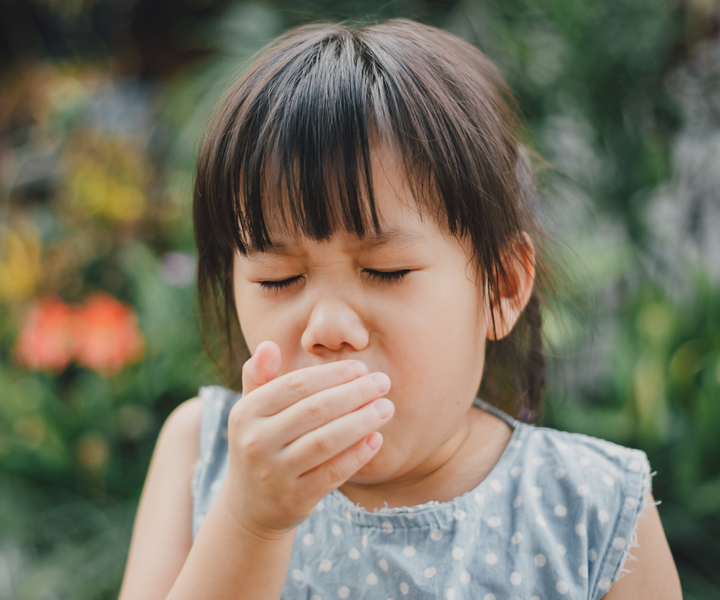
[301,298,369,355]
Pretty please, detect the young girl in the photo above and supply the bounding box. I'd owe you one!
[118,19,682,600]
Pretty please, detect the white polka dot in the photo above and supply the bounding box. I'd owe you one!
[604,445,619,456]
[531,486,543,497]
[599,577,611,590]
[599,510,609,523]
[316,500,325,510]
[580,457,592,466]
[454,509,466,521]
[210,480,222,493]
[483,595,496,600]
[588,549,597,561]
[555,468,566,479]
[555,504,567,517]
[474,493,485,505]
[511,466,523,477]
[557,544,567,555]
[534,553,547,567]
[292,569,304,580]
[344,510,351,521]
[513,495,523,508]
[382,521,394,534]
[511,532,523,544]
[460,571,471,584]
[556,441,567,451]
[403,545,415,557]
[367,573,378,585]
[204,451,214,463]
[349,547,360,559]
[536,515,547,527]
[379,558,388,571]
[531,597,541,600]
[431,529,443,541]
[628,461,641,472]
[557,580,569,594]
[332,524,342,536]
[512,440,523,448]
[625,497,638,510]
[487,516,501,527]
[579,565,589,578]
[533,456,545,466]
[320,559,332,572]
[452,547,464,560]
[196,514,205,525]
[490,480,502,492]
[338,586,350,598]
[575,523,587,536]
[303,534,315,546]
[577,484,590,496]
[613,537,626,550]
[215,399,224,410]
[362,534,368,547]
[400,581,409,595]
[446,588,455,600]
[310,595,321,600]
[485,553,498,565]
[424,567,436,578]
[510,572,523,585]
[603,474,615,486]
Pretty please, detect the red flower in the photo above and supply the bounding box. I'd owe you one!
[15,297,76,373]
[73,292,144,375]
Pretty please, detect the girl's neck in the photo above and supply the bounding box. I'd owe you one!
[338,407,513,512]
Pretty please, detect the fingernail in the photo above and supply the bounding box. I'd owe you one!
[366,432,382,450]
[374,398,394,419]
[372,373,391,394]
[352,361,369,377]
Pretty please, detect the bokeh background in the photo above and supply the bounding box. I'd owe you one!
[1,0,719,598]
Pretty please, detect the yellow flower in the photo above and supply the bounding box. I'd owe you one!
[0,227,41,301]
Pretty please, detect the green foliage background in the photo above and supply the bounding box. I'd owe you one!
[0,0,719,598]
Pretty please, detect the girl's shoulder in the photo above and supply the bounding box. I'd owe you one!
[190,385,242,540]
[505,420,653,592]
[514,421,651,490]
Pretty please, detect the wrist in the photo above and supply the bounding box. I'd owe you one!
[215,484,297,543]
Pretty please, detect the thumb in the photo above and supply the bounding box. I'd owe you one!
[241,340,282,396]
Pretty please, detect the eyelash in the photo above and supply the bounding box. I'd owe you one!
[258,270,411,291]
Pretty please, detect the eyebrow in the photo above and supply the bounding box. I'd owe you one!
[243,228,431,259]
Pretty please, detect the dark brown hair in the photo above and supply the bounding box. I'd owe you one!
[193,19,551,421]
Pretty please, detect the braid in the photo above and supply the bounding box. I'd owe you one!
[518,291,545,423]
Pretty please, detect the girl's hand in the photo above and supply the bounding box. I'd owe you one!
[218,340,394,539]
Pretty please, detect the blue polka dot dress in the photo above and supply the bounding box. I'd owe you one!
[192,386,652,600]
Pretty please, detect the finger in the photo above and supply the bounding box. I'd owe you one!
[281,396,394,475]
[241,340,282,397]
[270,372,391,447]
[249,360,370,417]
[298,432,383,494]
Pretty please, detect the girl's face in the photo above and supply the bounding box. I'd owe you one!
[233,152,495,485]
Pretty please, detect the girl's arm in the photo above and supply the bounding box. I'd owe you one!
[602,494,682,600]
[117,397,296,600]
[117,397,202,600]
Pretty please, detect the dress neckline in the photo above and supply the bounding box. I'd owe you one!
[324,398,527,527]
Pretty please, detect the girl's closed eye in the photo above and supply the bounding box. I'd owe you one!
[258,269,412,292]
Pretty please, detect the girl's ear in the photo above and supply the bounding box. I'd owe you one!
[486,233,536,341]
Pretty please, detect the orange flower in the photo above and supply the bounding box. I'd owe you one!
[73,292,144,375]
[15,297,76,373]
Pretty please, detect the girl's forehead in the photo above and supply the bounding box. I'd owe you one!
[256,226,435,256]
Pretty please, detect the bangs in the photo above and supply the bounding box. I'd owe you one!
[195,20,525,266]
